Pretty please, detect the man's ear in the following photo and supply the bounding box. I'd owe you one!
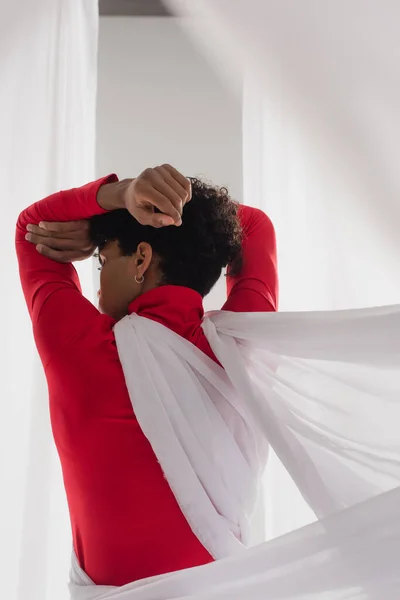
[135,242,153,278]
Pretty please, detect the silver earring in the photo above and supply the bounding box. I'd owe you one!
[135,274,144,284]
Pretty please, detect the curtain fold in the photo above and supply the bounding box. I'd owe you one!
[167,0,400,540]
[0,2,98,599]
[167,1,400,238]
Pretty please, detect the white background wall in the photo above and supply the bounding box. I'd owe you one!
[96,16,243,308]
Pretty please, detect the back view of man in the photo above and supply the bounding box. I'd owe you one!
[16,164,278,586]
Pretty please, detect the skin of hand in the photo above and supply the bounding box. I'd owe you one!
[25,164,192,262]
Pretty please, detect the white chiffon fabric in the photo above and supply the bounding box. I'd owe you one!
[70,306,400,599]
[0,2,98,599]
[167,0,400,542]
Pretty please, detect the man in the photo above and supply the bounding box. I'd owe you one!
[16,164,278,588]
[17,165,400,599]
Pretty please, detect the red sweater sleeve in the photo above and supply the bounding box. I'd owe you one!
[15,176,117,367]
[223,205,278,312]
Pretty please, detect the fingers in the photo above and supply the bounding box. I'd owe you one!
[25,231,93,252]
[132,165,192,227]
[152,169,185,216]
[146,182,183,225]
[25,220,93,262]
[26,224,89,242]
[160,164,192,202]
[134,176,182,225]
[36,245,93,263]
[37,220,90,234]
[154,165,192,207]
[27,221,89,242]
[134,207,175,228]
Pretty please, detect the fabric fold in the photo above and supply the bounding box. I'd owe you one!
[70,304,400,598]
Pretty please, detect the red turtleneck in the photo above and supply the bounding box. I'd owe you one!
[16,177,278,587]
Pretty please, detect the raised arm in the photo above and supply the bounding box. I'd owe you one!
[16,165,191,367]
[15,175,125,365]
[223,205,278,312]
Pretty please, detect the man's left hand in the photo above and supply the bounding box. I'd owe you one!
[25,220,95,263]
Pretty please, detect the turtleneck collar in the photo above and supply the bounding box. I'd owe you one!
[128,285,205,340]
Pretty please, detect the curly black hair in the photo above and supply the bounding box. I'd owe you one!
[90,178,243,297]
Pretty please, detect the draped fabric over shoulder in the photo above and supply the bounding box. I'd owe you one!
[70,305,400,599]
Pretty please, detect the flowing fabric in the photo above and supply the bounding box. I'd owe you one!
[167,0,400,540]
[70,306,400,599]
[0,2,98,599]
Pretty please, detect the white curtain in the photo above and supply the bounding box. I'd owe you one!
[167,0,400,539]
[0,2,98,599]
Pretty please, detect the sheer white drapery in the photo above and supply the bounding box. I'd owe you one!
[167,0,400,539]
[70,305,400,599]
[0,2,98,599]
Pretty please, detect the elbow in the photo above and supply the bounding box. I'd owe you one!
[16,211,27,244]
[239,205,276,245]
[239,204,275,230]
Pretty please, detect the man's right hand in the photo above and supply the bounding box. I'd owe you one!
[124,164,192,228]
[25,220,95,262]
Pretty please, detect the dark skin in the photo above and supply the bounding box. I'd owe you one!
[25,164,192,320]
